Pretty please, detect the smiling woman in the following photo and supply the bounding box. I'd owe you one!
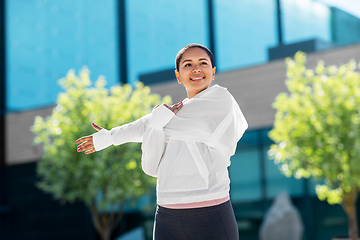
[175,46,216,99]
[76,43,248,240]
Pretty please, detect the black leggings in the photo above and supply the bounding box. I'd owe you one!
[153,200,239,240]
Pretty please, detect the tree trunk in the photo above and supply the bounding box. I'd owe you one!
[90,202,124,240]
[341,188,359,240]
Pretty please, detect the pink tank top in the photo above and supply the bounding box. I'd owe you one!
[159,195,230,209]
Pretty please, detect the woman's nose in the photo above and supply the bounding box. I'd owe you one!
[192,66,201,73]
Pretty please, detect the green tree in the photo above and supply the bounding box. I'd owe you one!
[268,52,360,240]
[31,68,171,240]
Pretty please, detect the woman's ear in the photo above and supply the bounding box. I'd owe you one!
[212,67,216,80]
[175,70,181,84]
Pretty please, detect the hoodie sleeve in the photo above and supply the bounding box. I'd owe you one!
[167,86,248,157]
[92,114,151,151]
[92,104,174,177]
[141,104,175,177]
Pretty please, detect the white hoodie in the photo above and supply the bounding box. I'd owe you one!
[92,84,248,204]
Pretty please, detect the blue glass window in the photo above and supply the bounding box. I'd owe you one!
[6,0,118,112]
[231,129,307,203]
[230,147,262,203]
[264,145,304,198]
[214,0,277,71]
[126,0,209,85]
[281,0,331,44]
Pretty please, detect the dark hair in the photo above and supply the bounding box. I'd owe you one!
[175,43,215,72]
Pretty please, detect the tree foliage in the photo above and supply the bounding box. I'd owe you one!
[269,52,360,204]
[268,52,360,239]
[31,67,171,212]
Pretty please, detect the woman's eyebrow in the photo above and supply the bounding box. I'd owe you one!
[182,58,209,64]
[182,59,192,64]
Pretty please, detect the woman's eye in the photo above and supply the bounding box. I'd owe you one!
[201,62,208,65]
[185,63,191,67]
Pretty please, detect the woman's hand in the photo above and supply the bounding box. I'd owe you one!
[75,123,103,154]
[154,102,183,114]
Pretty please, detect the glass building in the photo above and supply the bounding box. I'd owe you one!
[1,0,360,239]
[5,0,360,113]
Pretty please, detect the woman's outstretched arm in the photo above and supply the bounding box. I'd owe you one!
[75,102,182,156]
[75,114,151,154]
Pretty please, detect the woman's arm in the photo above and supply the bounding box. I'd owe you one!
[166,87,248,157]
[141,102,183,177]
[75,102,182,158]
[75,113,151,154]
[93,114,152,151]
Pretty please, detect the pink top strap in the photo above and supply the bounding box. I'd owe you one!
[159,195,230,209]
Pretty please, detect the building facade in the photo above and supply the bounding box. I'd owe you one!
[1,0,360,239]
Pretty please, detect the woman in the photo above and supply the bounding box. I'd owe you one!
[76,43,248,240]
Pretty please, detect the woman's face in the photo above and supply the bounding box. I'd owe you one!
[175,47,216,99]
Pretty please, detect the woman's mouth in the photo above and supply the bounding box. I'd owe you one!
[190,77,204,81]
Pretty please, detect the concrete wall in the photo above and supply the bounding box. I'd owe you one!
[6,43,360,165]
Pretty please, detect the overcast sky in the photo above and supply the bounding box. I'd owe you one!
[318,0,360,18]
